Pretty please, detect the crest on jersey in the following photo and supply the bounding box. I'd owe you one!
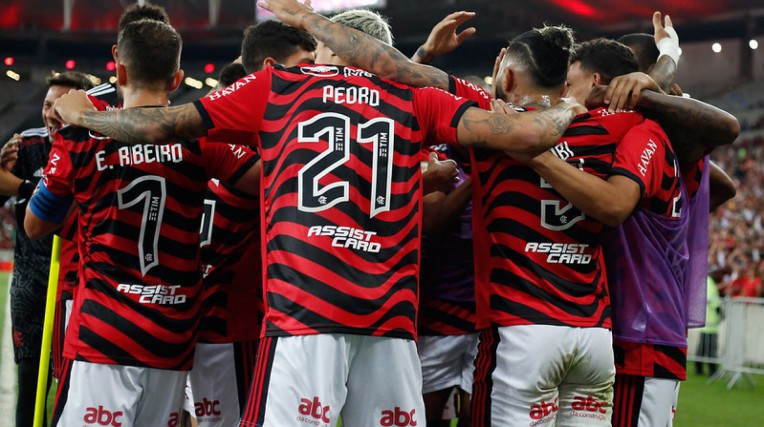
[300,65,340,77]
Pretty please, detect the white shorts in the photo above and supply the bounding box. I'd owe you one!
[417,333,479,394]
[472,325,615,427]
[613,375,680,427]
[184,341,258,427]
[239,334,425,427]
[53,360,187,427]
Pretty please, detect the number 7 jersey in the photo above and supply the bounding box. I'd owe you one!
[34,128,257,370]
[195,65,475,340]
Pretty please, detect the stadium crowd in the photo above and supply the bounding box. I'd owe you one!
[709,134,764,298]
[0,0,753,426]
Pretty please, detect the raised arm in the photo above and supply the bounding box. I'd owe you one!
[259,0,451,90]
[456,100,585,155]
[54,89,207,145]
[649,11,679,92]
[410,11,476,65]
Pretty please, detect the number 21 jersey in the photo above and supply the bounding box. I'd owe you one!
[195,65,474,340]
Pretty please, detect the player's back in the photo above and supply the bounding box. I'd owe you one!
[470,107,645,330]
[199,176,262,343]
[197,64,474,341]
[48,125,255,370]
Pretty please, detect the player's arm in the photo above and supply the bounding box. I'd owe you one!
[259,0,451,90]
[423,177,471,234]
[411,11,476,64]
[637,91,739,165]
[649,11,679,93]
[54,89,207,145]
[523,152,641,227]
[422,152,458,194]
[709,161,736,211]
[456,100,585,154]
[25,182,74,239]
[0,169,28,197]
[228,159,262,196]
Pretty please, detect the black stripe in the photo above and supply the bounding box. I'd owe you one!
[611,167,646,197]
[451,100,476,128]
[193,100,215,131]
[563,124,610,136]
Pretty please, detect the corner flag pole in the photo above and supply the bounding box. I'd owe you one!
[34,235,61,427]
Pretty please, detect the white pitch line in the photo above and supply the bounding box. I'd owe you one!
[0,272,17,424]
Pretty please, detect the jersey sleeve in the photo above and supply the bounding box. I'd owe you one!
[413,86,476,146]
[610,119,673,199]
[200,140,259,185]
[28,136,75,223]
[193,70,271,147]
[449,75,492,109]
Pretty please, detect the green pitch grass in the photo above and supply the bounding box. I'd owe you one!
[675,370,764,426]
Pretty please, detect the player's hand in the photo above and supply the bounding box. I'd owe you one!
[53,89,97,127]
[491,47,507,99]
[669,82,684,97]
[258,0,313,29]
[653,11,675,47]
[422,152,458,194]
[604,72,661,112]
[653,11,679,64]
[559,97,588,117]
[413,11,477,64]
[490,99,517,116]
[1,133,21,172]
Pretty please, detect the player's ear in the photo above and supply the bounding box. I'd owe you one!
[503,68,514,95]
[116,62,128,87]
[262,57,278,68]
[111,44,118,62]
[169,69,184,93]
[592,72,603,86]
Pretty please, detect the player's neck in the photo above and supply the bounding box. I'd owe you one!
[507,90,559,109]
[121,88,171,109]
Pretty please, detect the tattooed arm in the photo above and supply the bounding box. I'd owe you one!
[54,89,206,145]
[456,100,585,154]
[636,91,739,166]
[259,0,451,90]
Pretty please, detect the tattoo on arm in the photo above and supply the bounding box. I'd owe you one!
[649,56,676,93]
[80,104,206,145]
[304,13,450,90]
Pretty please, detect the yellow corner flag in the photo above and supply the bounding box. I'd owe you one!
[34,235,61,427]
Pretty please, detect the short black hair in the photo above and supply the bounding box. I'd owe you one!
[218,63,248,87]
[46,71,94,91]
[241,20,317,73]
[119,2,170,31]
[617,33,659,73]
[571,38,639,84]
[117,19,181,91]
[506,25,575,89]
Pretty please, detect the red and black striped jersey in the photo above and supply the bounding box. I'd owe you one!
[613,339,687,380]
[195,65,475,340]
[610,118,683,218]
[35,127,257,370]
[199,171,263,344]
[469,106,645,330]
